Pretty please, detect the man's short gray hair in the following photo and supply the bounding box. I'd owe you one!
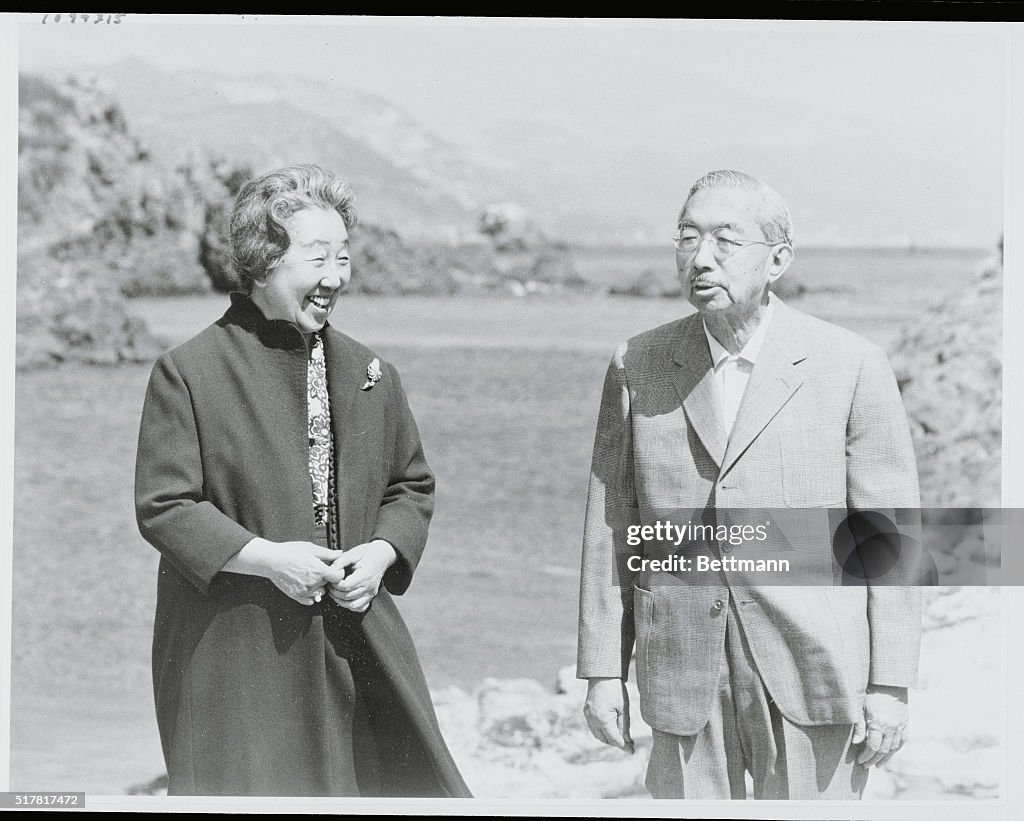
[683,170,794,246]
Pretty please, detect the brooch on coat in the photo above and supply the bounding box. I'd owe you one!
[361,358,383,391]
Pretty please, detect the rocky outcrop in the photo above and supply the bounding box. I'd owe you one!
[17,73,247,367]
[347,231,585,297]
[473,203,587,295]
[887,247,1001,583]
[16,252,163,369]
[479,203,546,253]
[609,268,681,298]
[608,266,806,299]
[889,248,1001,510]
[432,675,648,799]
[19,74,247,297]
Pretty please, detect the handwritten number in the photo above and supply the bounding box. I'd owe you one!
[42,11,124,25]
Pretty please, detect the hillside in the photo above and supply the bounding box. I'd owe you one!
[16,73,584,368]
[77,58,516,240]
[17,73,237,366]
[889,247,1002,510]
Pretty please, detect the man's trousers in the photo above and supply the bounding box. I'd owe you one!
[645,600,870,799]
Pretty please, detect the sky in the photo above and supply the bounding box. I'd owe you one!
[13,16,1013,245]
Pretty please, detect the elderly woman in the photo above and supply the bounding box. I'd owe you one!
[135,164,469,797]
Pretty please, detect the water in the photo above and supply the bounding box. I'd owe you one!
[9,247,989,792]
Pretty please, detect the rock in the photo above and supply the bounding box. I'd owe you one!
[608,268,807,299]
[863,765,899,799]
[497,246,588,295]
[477,679,561,748]
[479,202,545,252]
[608,268,681,298]
[16,254,163,369]
[19,74,246,298]
[422,662,654,798]
[555,664,587,698]
[474,202,586,294]
[880,739,1000,799]
[888,248,1001,509]
[17,73,249,368]
[349,224,457,295]
[425,241,502,292]
[526,247,588,289]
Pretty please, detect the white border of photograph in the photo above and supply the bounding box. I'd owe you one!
[2,14,1021,819]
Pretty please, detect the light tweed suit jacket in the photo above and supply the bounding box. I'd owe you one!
[577,297,923,736]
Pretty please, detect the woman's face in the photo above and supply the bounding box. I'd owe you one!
[252,206,352,334]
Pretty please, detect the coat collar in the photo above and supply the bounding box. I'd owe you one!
[672,297,808,474]
[222,292,320,351]
[222,289,369,403]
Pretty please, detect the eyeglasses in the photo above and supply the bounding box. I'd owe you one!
[672,229,781,259]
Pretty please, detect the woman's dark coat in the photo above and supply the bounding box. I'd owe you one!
[135,294,470,797]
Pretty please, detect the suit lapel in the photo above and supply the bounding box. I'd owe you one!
[672,317,728,468]
[720,300,806,475]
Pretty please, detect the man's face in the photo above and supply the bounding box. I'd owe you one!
[676,186,788,320]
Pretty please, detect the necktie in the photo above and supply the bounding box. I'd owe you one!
[308,333,332,527]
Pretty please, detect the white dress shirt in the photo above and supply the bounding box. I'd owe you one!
[702,295,776,438]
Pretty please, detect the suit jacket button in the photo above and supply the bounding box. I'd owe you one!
[712,599,724,611]
[721,544,732,553]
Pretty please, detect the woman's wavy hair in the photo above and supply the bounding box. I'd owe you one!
[229,164,359,293]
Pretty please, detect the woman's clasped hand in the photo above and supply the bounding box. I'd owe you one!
[226,538,397,610]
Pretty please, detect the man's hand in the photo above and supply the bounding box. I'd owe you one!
[583,677,634,753]
[852,684,909,767]
[327,539,397,612]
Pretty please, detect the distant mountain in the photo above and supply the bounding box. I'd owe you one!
[185,69,514,209]
[17,31,1002,248]
[62,58,521,240]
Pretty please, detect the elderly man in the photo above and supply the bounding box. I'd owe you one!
[577,170,922,799]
